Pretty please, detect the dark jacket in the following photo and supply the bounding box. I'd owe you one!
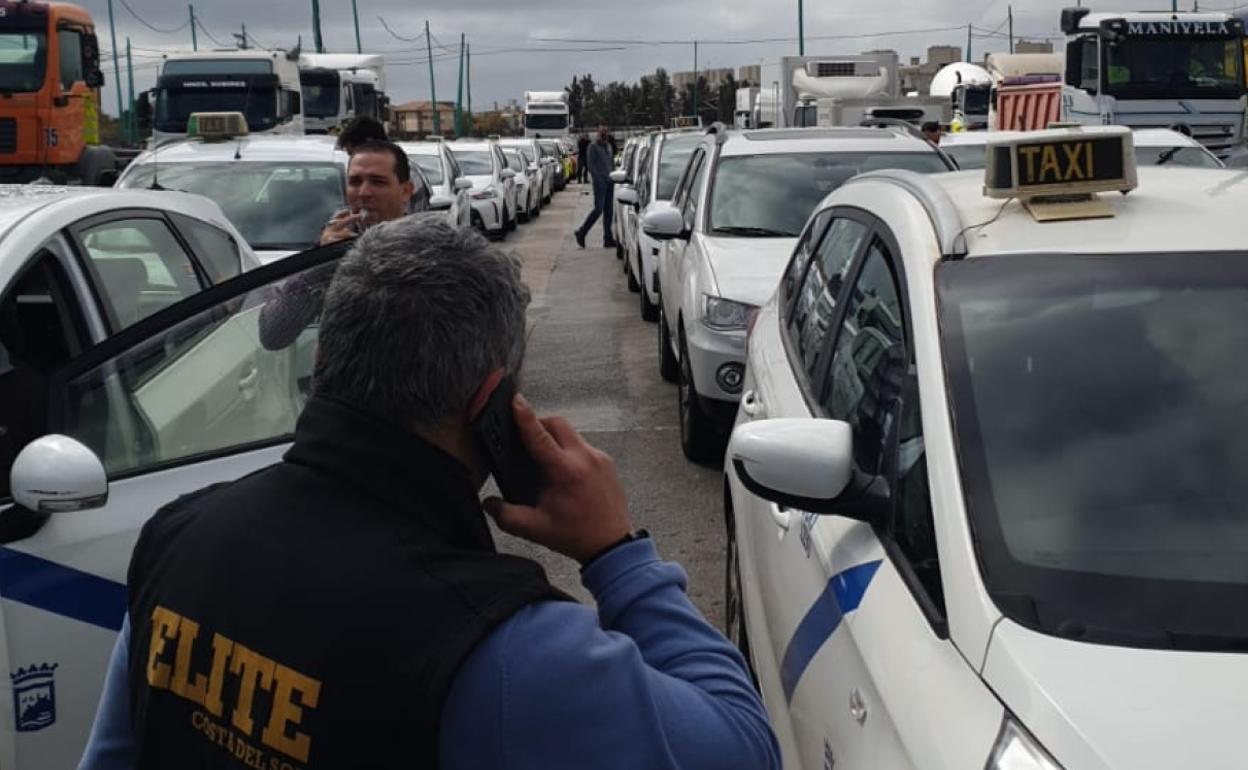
[586,140,613,182]
[124,396,564,769]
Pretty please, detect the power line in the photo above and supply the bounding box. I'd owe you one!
[195,18,229,48]
[377,16,422,43]
[117,0,190,34]
[386,45,630,67]
[533,24,968,47]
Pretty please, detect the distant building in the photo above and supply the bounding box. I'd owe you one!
[899,44,965,94]
[390,100,456,138]
[672,67,734,92]
[738,64,760,86]
[1014,39,1055,54]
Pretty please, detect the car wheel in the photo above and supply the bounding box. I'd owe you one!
[639,262,659,323]
[678,330,720,464]
[658,308,679,383]
[615,239,624,260]
[505,205,517,232]
[626,253,641,293]
[724,483,760,689]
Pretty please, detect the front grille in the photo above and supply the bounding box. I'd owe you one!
[1126,121,1235,152]
[0,119,17,154]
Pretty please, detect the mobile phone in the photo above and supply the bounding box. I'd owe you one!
[471,376,542,506]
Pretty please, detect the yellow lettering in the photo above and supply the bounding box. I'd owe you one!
[170,616,209,706]
[146,606,181,689]
[1039,145,1061,182]
[229,643,275,735]
[203,633,235,717]
[1062,143,1086,180]
[261,663,323,763]
[1018,145,1041,182]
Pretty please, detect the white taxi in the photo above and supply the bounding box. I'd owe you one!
[116,117,354,264]
[449,139,518,239]
[643,125,951,461]
[399,139,474,228]
[0,184,278,769]
[725,126,1248,770]
[498,138,551,207]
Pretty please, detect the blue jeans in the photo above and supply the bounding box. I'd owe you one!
[577,178,614,245]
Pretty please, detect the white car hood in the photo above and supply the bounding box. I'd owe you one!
[983,618,1248,769]
[467,175,494,191]
[702,235,799,308]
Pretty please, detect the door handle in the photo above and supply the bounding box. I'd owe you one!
[770,504,792,531]
[238,367,259,392]
[741,390,765,419]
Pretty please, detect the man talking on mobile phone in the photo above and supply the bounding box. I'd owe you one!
[78,217,780,770]
[258,138,415,351]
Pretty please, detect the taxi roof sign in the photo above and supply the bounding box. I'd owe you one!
[186,112,249,141]
[983,126,1137,202]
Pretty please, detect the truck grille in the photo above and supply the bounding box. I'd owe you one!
[0,119,16,154]
[1127,121,1235,153]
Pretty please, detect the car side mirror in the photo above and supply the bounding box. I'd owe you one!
[609,170,628,184]
[429,194,455,211]
[615,185,639,206]
[528,163,539,173]
[454,177,473,192]
[729,419,853,514]
[10,435,108,513]
[641,206,687,241]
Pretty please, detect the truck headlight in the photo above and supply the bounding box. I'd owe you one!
[702,295,758,331]
[472,189,497,200]
[986,717,1063,770]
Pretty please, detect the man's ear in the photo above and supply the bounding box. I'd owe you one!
[466,368,506,422]
[400,179,415,202]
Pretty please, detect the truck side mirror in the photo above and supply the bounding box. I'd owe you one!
[287,91,302,119]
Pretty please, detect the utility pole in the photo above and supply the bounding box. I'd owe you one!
[125,37,136,143]
[966,23,972,63]
[466,42,472,133]
[311,0,324,53]
[351,0,362,53]
[1008,5,1014,54]
[425,21,440,136]
[240,23,249,49]
[189,5,197,51]
[105,0,123,135]
[455,33,465,137]
[693,40,699,119]
[798,0,805,55]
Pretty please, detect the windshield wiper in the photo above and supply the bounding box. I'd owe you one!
[712,225,794,238]
[1155,147,1181,166]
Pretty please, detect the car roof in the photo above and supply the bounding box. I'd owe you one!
[129,135,348,166]
[928,166,1248,258]
[719,127,937,156]
[940,129,1202,149]
[395,141,445,156]
[449,141,494,151]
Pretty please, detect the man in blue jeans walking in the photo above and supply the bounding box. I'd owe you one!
[575,124,617,249]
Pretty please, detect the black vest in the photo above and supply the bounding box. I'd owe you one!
[126,396,566,769]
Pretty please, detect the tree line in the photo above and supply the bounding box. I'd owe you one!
[565,68,751,131]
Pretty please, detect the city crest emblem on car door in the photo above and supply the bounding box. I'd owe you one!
[11,663,58,732]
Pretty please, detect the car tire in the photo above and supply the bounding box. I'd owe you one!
[626,254,641,293]
[639,262,659,323]
[658,308,679,383]
[678,330,720,464]
[615,239,624,260]
[724,482,761,690]
[505,205,517,232]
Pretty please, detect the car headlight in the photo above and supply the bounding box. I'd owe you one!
[471,189,497,200]
[986,717,1063,770]
[701,295,758,331]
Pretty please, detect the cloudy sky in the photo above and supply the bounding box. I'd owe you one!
[76,0,1221,117]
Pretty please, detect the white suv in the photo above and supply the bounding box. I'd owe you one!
[449,139,517,238]
[643,125,951,461]
[400,140,474,228]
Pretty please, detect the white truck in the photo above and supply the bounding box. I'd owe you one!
[523,91,570,138]
[735,87,759,128]
[1060,7,1246,154]
[143,49,305,144]
[751,53,949,130]
[298,53,388,135]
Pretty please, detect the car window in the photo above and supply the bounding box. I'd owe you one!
[672,148,704,211]
[409,153,444,185]
[821,238,905,476]
[57,30,83,90]
[56,255,337,478]
[657,135,701,200]
[79,217,204,333]
[444,148,462,180]
[891,370,942,612]
[682,151,710,229]
[788,218,869,379]
[781,210,834,309]
[452,150,493,176]
[172,215,242,284]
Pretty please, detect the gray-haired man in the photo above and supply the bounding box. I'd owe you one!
[80,216,779,770]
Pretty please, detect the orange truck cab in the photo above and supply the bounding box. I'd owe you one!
[0,0,116,184]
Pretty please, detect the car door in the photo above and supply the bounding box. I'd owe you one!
[658,147,706,342]
[0,241,348,770]
[736,211,878,770]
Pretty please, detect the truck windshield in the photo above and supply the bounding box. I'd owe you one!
[710,152,950,237]
[939,253,1248,650]
[0,32,47,93]
[1105,36,1244,99]
[155,75,280,133]
[525,113,568,130]
[300,70,340,118]
[120,162,345,252]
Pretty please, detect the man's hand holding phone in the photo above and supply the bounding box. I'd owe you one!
[483,396,633,565]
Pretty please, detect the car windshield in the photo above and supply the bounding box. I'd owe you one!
[452,149,493,175]
[710,152,949,237]
[1105,36,1243,99]
[1135,144,1223,168]
[120,162,345,251]
[939,253,1248,649]
[409,153,444,185]
[0,31,47,93]
[156,81,279,133]
[657,135,701,200]
[300,70,340,119]
[942,143,988,170]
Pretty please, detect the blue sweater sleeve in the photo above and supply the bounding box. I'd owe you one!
[438,539,780,770]
[77,614,136,770]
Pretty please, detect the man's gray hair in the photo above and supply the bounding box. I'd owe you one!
[313,214,530,428]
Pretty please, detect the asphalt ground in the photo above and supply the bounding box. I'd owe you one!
[489,180,728,628]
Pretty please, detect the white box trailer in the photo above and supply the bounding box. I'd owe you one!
[298,53,388,135]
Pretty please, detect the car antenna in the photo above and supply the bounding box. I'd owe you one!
[148,135,163,190]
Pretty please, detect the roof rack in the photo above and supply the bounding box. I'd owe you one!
[843,169,968,259]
